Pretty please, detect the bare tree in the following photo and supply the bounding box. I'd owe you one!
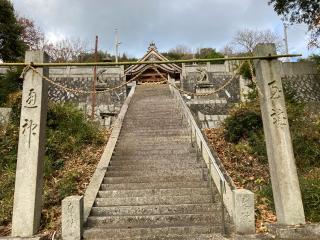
[43,38,88,62]
[163,45,193,60]
[18,17,44,51]
[232,28,284,54]
[220,44,234,56]
[169,44,192,55]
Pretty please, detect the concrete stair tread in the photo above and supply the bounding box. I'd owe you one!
[103,175,205,184]
[86,213,219,228]
[111,153,197,159]
[90,203,219,216]
[105,169,203,177]
[94,194,215,206]
[100,181,209,190]
[83,233,227,240]
[107,164,204,171]
[97,187,213,198]
[108,161,202,168]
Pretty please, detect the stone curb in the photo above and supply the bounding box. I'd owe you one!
[82,85,136,224]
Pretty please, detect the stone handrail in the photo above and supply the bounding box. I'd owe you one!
[168,78,255,234]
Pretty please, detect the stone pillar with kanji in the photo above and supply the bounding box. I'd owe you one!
[12,51,49,236]
[254,44,305,225]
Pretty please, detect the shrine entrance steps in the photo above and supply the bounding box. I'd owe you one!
[83,84,230,240]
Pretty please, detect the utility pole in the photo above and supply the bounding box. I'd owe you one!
[115,28,121,63]
[91,35,98,120]
[283,22,289,55]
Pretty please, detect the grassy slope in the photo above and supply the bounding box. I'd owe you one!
[0,95,109,238]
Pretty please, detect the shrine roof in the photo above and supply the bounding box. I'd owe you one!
[125,42,182,75]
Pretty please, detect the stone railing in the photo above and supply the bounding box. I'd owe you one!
[61,85,136,239]
[168,78,255,234]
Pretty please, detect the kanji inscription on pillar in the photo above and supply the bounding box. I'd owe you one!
[270,106,287,127]
[22,119,38,148]
[268,80,287,128]
[25,88,38,108]
[268,80,282,100]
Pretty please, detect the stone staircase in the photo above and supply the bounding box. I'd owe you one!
[83,84,229,240]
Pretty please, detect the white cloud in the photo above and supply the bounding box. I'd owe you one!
[11,0,318,57]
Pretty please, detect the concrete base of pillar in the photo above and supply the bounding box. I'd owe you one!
[62,196,83,240]
[266,223,320,240]
[233,189,255,234]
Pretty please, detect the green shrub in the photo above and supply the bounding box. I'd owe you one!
[3,99,105,172]
[0,123,19,170]
[258,178,320,222]
[239,61,253,80]
[300,178,320,222]
[0,170,15,225]
[0,68,22,106]
[46,103,104,162]
[223,93,319,168]
[247,131,268,163]
[224,107,263,143]
[57,171,79,201]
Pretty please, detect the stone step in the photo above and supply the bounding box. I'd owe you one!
[84,233,226,240]
[122,128,187,132]
[118,136,190,140]
[100,181,209,190]
[108,159,200,167]
[83,225,220,239]
[114,145,193,151]
[112,150,196,157]
[90,203,219,216]
[103,174,206,184]
[109,157,198,164]
[122,125,185,129]
[118,135,190,140]
[120,134,189,138]
[123,117,182,121]
[94,194,214,207]
[126,110,179,113]
[121,128,187,132]
[111,151,197,157]
[127,105,177,109]
[116,140,191,146]
[124,114,181,118]
[124,113,181,118]
[104,169,204,178]
[97,187,212,198]
[114,145,192,151]
[86,213,218,228]
[107,163,204,171]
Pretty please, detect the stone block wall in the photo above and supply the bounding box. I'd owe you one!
[182,62,240,129]
[280,62,320,102]
[181,63,240,102]
[187,99,229,129]
[47,66,126,126]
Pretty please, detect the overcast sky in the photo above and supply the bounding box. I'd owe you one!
[12,0,318,58]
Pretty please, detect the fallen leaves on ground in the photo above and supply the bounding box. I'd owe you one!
[204,127,277,233]
[0,129,111,239]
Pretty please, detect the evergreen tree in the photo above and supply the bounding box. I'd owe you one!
[269,0,320,48]
[0,0,26,62]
